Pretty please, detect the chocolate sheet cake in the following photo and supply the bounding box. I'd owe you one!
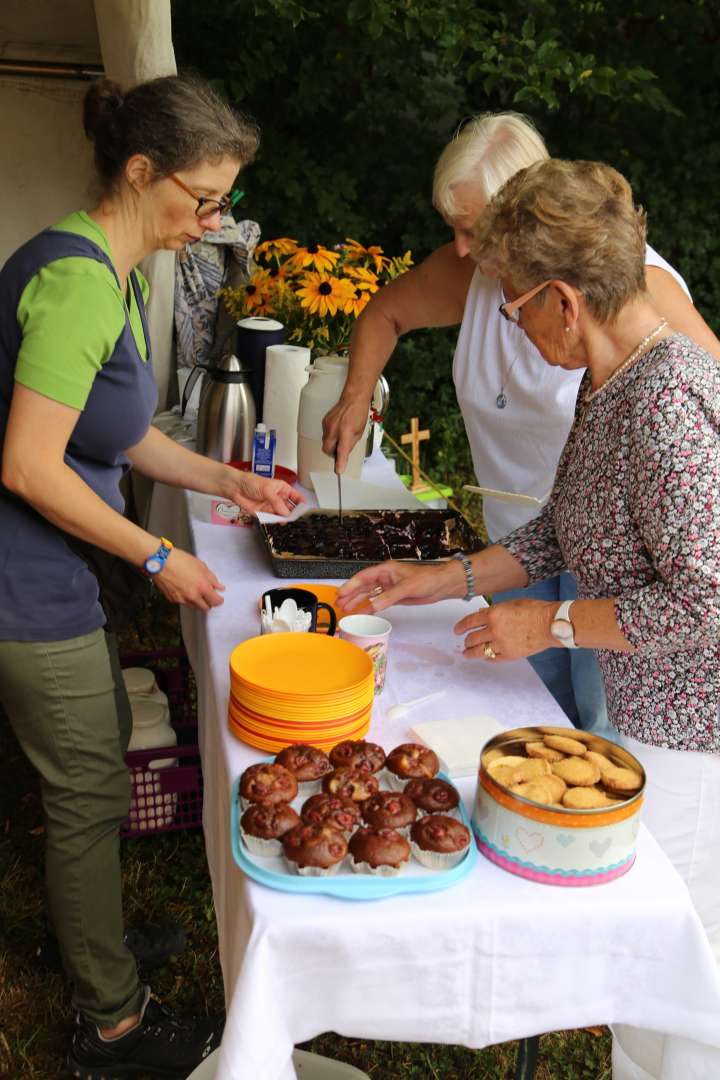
[258,509,483,579]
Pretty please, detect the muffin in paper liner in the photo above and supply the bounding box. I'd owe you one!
[240,831,283,857]
[415,805,462,821]
[409,840,468,871]
[349,857,405,877]
[285,858,343,877]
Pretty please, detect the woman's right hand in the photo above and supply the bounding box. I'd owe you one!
[336,558,465,613]
[322,393,372,473]
[152,547,226,610]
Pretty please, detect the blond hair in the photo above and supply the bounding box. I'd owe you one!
[471,159,648,322]
[432,113,548,219]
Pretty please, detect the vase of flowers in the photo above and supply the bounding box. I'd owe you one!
[220,237,413,354]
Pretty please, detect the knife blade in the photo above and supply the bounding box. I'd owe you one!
[335,450,343,524]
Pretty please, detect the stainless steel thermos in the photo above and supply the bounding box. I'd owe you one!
[181,353,256,462]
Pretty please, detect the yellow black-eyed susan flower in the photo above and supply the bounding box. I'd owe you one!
[296,272,353,317]
[288,243,340,274]
[254,237,299,264]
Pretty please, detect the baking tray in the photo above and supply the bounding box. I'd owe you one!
[256,508,484,579]
[230,771,477,900]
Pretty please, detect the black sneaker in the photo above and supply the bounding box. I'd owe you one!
[37,923,187,973]
[66,988,222,1079]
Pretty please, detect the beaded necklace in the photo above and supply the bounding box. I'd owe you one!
[583,319,668,406]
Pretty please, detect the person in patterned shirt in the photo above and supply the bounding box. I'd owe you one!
[338,158,720,1079]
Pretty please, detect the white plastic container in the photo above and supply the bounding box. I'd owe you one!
[296,355,370,486]
[128,698,177,769]
[123,667,164,699]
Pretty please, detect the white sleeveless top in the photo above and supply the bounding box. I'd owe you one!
[452,244,690,540]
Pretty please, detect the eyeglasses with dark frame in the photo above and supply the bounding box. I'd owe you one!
[498,280,552,323]
[168,173,242,220]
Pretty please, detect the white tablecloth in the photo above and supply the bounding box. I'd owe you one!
[147,468,720,1080]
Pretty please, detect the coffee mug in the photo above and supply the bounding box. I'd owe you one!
[261,588,337,635]
[338,613,392,693]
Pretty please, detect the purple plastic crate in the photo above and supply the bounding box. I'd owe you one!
[120,648,203,839]
[122,743,203,839]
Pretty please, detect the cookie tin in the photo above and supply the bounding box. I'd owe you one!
[472,726,645,887]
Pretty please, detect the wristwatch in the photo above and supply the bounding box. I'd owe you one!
[143,537,174,577]
[550,600,578,648]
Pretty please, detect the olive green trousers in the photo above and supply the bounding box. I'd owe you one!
[0,629,145,1025]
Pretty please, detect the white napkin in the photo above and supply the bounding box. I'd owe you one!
[311,472,424,511]
[410,714,503,777]
[260,598,312,634]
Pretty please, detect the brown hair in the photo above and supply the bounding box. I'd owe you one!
[83,74,259,190]
[471,159,648,322]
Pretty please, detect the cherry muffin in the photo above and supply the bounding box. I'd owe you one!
[240,802,301,856]
[239,762,298,808]
[349,826,411,876]
[404,777,460,817]
[274,744,333,792]
[300,793,362,834]
[322,767,380,803]
[282,822,348,876]
[410,813,470,869]
[329,739,386,775]
[385,743,439,790]
[361,791,417,834]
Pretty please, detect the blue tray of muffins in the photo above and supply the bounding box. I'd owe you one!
[230,772,477,900]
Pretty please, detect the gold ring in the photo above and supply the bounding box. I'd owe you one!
[483,644,497,660]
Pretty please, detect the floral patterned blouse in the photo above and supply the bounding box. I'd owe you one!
[500,334,720,753]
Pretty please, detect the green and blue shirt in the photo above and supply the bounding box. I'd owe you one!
[0,212,158,640]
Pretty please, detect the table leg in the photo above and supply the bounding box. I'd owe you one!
[514,1035,539,1080]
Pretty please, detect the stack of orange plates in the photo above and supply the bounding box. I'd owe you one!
[228,633,374,752]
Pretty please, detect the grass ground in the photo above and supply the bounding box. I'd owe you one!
[0,595,611,1079]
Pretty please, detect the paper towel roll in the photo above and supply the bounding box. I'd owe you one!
[262,344,311,471]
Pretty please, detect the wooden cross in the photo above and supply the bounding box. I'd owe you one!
[401,416,431,492]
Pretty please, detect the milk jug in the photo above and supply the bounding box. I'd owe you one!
[296,355,370,486]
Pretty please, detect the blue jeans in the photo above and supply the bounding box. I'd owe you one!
[494,571,615,740]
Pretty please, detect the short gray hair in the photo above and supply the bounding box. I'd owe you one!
[433,112,548,219]
[471,159,648,323]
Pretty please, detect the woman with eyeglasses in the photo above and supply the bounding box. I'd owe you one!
[0,75,303,1078]
[323,113,720,743]
[338,158,720,1079]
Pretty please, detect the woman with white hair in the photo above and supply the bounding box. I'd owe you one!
[323,113,720,739]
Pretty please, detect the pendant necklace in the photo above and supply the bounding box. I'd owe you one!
[496,354,520,409]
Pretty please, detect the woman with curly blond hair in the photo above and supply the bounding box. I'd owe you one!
[338,158,720,1079]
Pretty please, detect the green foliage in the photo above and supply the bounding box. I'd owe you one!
[172,0,719,498]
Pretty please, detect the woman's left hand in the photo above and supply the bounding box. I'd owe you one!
[219,467,306,517]
[454,599,556,661]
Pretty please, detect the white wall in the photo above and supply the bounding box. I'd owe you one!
[0,0,101,259]
[0,0,177,411]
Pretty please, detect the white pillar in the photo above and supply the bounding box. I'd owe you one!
[94,0,177,411]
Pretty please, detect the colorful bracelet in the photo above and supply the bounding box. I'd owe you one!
[452,551,476,602]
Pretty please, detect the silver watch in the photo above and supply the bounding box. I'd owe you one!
[550,600,578,649]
